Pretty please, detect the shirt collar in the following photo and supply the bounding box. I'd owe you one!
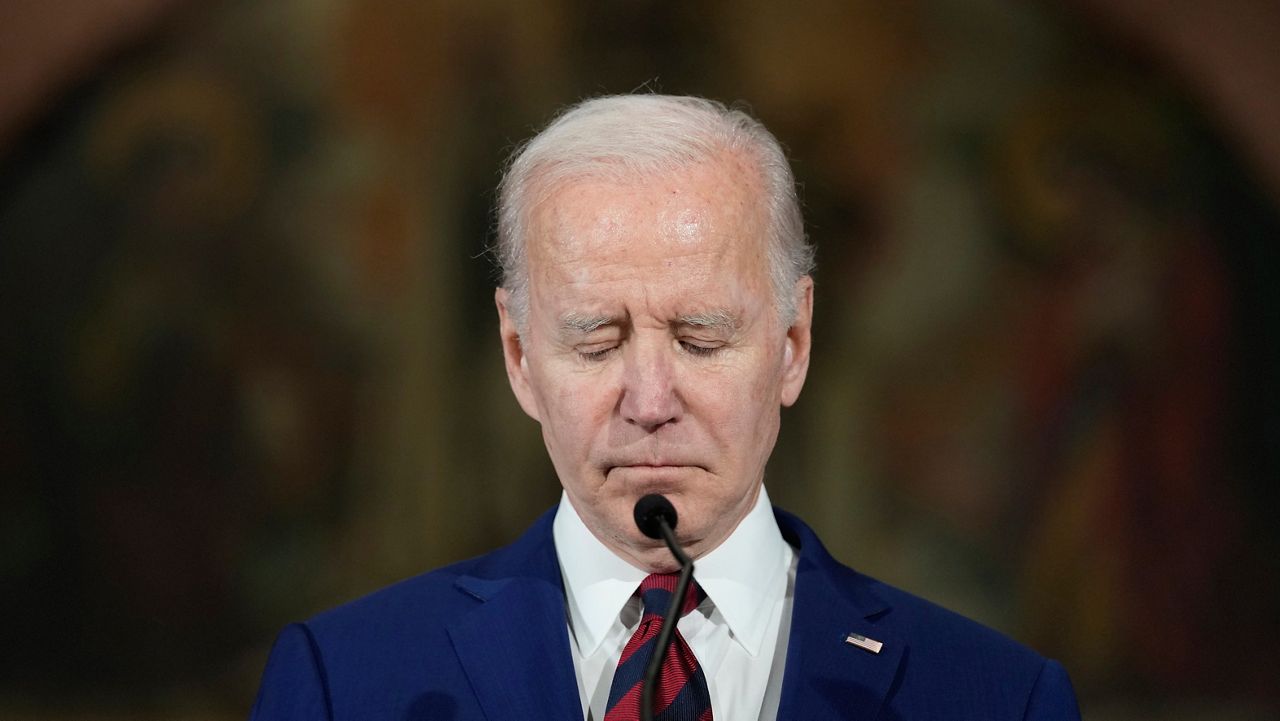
[552,485,791,658]
[553,493,648,657]
[689,485,791,657]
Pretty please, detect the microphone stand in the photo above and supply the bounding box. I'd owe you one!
[642,516,694,721]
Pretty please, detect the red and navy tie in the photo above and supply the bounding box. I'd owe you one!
[603,573,713,721]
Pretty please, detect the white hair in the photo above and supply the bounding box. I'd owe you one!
[495,94,814,330]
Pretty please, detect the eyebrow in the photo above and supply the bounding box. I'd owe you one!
[678,309,741,333]
[557,309,742,335]
[559,313,616,335]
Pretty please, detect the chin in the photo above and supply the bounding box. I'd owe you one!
[620,534,682,568]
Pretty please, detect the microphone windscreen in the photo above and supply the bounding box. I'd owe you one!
[633,494,678,539]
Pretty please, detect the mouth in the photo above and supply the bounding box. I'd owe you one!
[605,461,705,472]
[604,464,707,490]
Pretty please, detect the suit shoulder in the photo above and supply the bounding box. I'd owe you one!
[778,507,1045,671]
[865,576,1045,667]
[306,554,485,635]
[836,567,1075,718]
[867,578,1081,719]
[254,553,522,720]
[303,508,559,641]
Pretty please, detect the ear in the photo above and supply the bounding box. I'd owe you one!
[495,288,541,422]
[780,276,814,407]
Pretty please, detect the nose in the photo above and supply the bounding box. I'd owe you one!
[618,339,682,431]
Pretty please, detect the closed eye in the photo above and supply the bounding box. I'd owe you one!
[679,340,721,357]
[579,346,618,362]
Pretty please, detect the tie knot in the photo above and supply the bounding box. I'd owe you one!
[638,573,705,620]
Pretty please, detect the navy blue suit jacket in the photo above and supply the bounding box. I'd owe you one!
[251,507,1080,720]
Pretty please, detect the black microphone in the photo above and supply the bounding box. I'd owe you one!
[632,494,695,721]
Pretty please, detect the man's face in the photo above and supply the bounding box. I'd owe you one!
[496,153,812,571]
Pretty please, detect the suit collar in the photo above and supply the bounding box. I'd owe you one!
[446,508,584,721]
[774,508,906,720]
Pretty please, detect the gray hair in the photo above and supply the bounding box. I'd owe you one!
[495,94,814,330]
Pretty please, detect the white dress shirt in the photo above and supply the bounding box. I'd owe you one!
[553,487,797,721]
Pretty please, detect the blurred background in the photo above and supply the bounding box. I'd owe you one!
[2,0,1278,718]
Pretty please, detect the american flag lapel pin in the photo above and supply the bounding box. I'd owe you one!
[844,632,884,654]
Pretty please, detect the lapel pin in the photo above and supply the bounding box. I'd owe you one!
[844,632,884,654]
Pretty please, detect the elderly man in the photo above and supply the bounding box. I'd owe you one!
[251,95,1081,720]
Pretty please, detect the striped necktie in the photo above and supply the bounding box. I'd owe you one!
[603,573,713,721]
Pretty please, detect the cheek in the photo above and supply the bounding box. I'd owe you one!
[533,368,611,455]
[716,347,783,404]
[704,358,783,449]
[701,374,776,440]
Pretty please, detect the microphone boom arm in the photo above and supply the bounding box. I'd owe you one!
[641,516,695,721]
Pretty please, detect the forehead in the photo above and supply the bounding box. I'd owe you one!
[525,156,770,283]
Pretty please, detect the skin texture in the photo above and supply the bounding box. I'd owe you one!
[496,152,813,572]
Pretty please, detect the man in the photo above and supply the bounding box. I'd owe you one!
[250,94,1081,720]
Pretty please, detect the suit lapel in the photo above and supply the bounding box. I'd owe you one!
[775,511,905,721]
[446,513,583,721]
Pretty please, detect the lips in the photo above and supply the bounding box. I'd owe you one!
[605,465,701,489]
[603,459,706,472]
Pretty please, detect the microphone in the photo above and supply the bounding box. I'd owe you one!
[632,494,695,721]
[633,494,678,541]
